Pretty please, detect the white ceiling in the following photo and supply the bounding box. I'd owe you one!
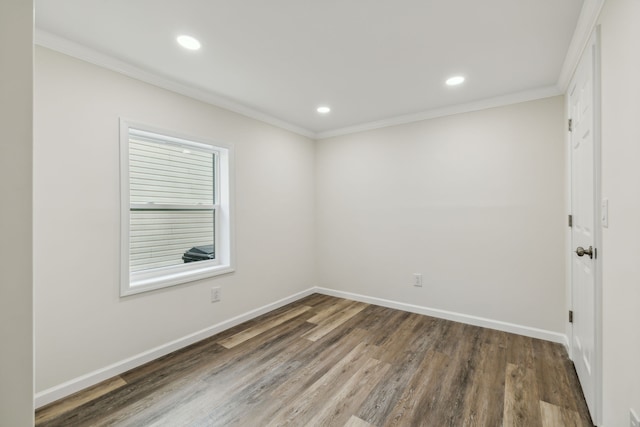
[35,0,584,138]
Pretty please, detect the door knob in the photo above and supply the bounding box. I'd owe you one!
[575,246,593,259]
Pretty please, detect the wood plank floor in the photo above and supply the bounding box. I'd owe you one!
[36,294,593,427]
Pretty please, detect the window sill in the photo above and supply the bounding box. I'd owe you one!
[121,263,235,296]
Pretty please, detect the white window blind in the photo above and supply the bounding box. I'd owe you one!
[129,135,217,273]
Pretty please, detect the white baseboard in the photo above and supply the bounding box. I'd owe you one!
[35,286,568,408]
[563,333,571,353]
[314,287,568,345]
[34,287,316,409]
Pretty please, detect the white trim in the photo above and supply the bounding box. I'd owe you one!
[34,285,570,408]
[566,28,603,426]
[314,287,568,345]
[564,91,574,352]
[556,0,606,92]
[36,2,604,143]
[593,27,603,427]
[34,287,317,409]
[119,119,235,296]
[36,29,568,142]
[315,86,562,140]
[35,29,315,140]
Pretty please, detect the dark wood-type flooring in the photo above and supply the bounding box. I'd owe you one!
[36,294,593,426]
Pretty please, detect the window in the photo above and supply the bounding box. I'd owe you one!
[120,120,234,296]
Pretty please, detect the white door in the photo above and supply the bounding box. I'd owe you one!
[569,31,599,423]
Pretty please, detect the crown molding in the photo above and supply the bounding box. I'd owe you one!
[556,0,606,92]
[315,85,562,140]
[36,12,589,143]
[34,29,316,139]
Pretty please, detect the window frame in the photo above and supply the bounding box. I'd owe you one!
[120,119,235,296]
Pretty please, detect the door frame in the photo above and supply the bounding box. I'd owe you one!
[566,27,602,426]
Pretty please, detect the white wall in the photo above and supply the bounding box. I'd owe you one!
[598,0,640,425]
[316,96,566,333]
[0,1,34,425]
[34,47,316,394]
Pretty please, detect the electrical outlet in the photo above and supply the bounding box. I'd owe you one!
[631,409,640,427]
[413,273,423,287]
[211,287,221,303]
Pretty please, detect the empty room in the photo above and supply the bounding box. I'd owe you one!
[1,0,639,426]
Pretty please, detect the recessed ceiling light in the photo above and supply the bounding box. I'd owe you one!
[317,106,331,114]
[446,76,465,86]
[177,35,201,51]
